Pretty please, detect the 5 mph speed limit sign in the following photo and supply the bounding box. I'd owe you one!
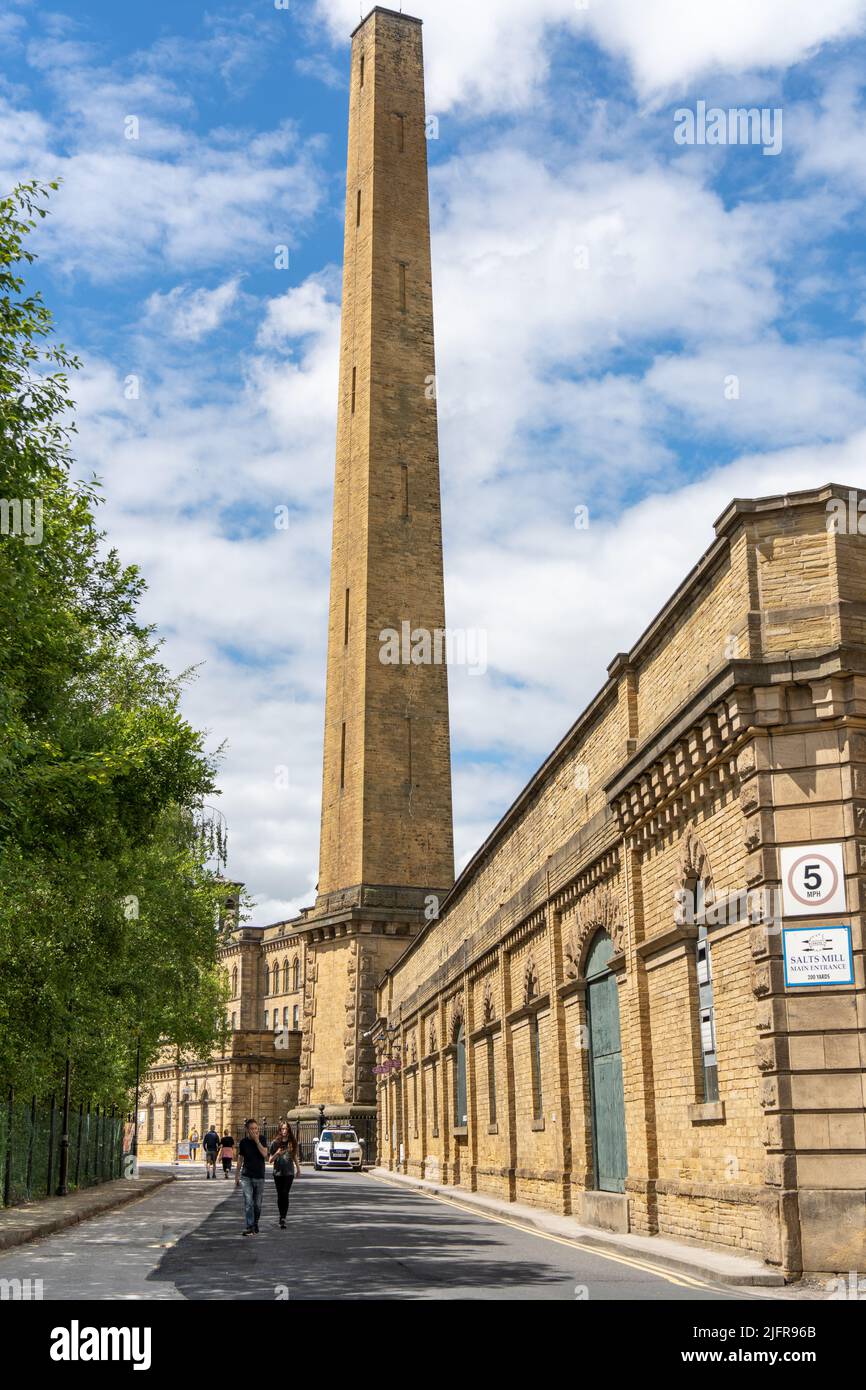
[780,843,847,917]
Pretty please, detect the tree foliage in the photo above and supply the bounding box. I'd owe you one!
[0,183,229,1105]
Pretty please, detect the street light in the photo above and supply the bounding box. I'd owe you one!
[131,1034,141,1160]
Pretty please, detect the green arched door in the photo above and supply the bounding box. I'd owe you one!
[586,930,627,1193]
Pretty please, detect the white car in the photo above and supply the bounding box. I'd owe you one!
[313,1128,364,1171]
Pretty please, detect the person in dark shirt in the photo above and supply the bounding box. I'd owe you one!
[235,1119,269,1234]
[268,1121,301,1229]
[202,1126,220,1179]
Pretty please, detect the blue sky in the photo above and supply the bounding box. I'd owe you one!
[3,0,866,920]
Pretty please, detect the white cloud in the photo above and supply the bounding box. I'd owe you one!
[314,0,866,110]
[646,339,866,445]
[0,114,324,280]
[580,0,866,102]
[795,67,866,189]
[143,278,244,341]
[0,19,326,282]
[428,139,834,511]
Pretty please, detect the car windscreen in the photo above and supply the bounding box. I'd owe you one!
[321,1131,356,1143]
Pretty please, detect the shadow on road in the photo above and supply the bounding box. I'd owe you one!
[147,1171,571,1300]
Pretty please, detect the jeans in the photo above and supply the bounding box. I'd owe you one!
[273,1172,294,1220]
[240,1174,265,1230]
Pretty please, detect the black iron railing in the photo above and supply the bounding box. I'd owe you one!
[0,1090,123,1207]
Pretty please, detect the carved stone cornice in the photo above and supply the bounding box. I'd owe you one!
[502,907,547,952]
[553,846,620,916]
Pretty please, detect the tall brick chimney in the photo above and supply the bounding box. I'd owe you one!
[294,8,454,1117]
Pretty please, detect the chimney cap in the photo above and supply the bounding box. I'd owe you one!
[352,7,423,38]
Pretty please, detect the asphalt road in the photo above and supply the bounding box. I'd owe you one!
[0,1167,763,1301]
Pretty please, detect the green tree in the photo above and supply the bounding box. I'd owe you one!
[0,182,229,1106]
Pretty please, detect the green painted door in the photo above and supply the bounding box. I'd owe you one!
[586,932,627,1194]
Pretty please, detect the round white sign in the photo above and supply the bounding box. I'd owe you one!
[780,842,847,917]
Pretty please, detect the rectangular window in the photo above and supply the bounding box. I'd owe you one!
[356,188,361,226]
[431,1063,439,1135]
[292,1004,299,1029]
[697,927,719,1102]
[351,366,356,414]
[529,1014,543,1123]
[282,1007,288,1027]
[344,587,350,644]
[263,1010,269,1030]
[359,54,364,88]
[401,462,409,518]
[412,1072,419,1138]
[406,715,413,786]
[486,1035,497,1124]
[398,262,407,313]
[340,722,346,789]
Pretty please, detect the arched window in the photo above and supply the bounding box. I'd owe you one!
[264,963,270,995]
[164,1094,172,1142]
[146,1098,154,1142]
[292,957,301,991]
[282,959,290,992]
[231,966,238,997]
[453,1021,467,1128]
[201,1091,209,1130]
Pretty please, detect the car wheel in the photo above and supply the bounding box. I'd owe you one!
[313,1162,321,1171]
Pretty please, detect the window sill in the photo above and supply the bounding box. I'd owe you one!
[688,1100,725,1125]
[452,1126,468,1138]
[487,1123,498,1136]
[531,1118,545,1132]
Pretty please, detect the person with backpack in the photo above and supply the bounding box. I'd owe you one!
[269,1120,301,1229]
[202,1125,220,1178]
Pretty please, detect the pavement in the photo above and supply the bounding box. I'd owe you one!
[0,1167,174,1253]
[0,1164,797,1301]
[368,1166,786,1288]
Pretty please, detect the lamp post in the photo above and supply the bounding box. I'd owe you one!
[56,1050,71,1196]
[131,1034,141,1159]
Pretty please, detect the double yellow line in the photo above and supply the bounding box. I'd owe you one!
[370,1172,747,1295]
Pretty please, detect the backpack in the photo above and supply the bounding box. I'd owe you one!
[272,1148,293,1176]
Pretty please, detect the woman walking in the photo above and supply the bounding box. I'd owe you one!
[220,1131,235,1178]
[269,1120,301,1229]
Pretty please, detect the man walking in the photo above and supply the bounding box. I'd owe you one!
[202,1124,220,1179]
[236,1118,268,1234]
